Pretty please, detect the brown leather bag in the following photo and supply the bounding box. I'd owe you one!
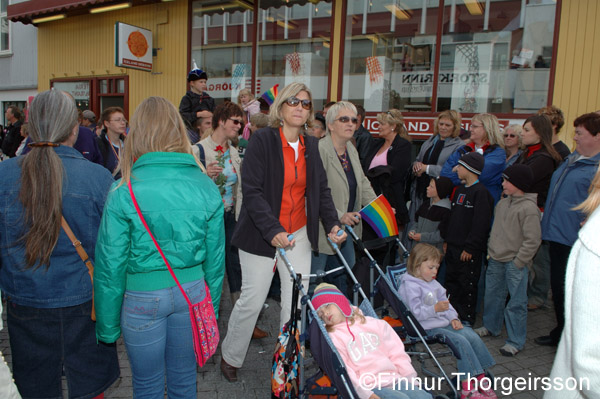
[61,216,96,321]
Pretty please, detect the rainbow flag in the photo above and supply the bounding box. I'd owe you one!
[359,195,399,238]
[260,84,279,106]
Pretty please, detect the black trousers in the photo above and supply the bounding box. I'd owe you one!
[548,241,572,342]
[444,244,483,325]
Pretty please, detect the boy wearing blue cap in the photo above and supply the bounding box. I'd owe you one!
[179,68,215,132]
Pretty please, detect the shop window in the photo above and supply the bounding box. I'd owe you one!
[437,0,556,114]
[342,0,440,112]
[341,0,556,115]
[51,76,128,117]
[191,1,255,103]
[1,0,10,54]
[257,1,331,110]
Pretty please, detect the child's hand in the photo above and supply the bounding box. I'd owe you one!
[451,319,463,330]
[434,300,450,312]
[369,394,381,399]
[460,250,472,262]
[408,231,421,241]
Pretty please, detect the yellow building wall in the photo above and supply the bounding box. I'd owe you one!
[37,0,189,113]
[552,0,600,148]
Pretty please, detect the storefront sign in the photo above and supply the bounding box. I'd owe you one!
[364,116,513,140]
[115,22,152,72]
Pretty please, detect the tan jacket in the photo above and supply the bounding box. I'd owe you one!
[317,133,377,255]
[198,135,243,218]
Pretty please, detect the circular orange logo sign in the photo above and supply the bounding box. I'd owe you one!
[127,31,148,58]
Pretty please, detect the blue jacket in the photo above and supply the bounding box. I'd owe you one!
[0,146,114,308]
[74,126,104,165]
[542,151,600,246]
[440,144,506,203]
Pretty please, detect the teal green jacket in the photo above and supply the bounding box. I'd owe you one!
[94,152,225,343]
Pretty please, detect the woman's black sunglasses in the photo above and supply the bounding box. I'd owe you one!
[285,96,312,110]
[335,116,358,124]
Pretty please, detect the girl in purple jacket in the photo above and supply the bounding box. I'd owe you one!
[398,244,497,399]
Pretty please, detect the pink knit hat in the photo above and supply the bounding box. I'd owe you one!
[312,283,352,317]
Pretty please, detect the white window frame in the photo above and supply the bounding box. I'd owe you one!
[0,0,12,55]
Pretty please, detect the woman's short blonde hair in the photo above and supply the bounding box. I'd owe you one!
[119,96,195,184]
[434,110,462,138]
[376,109,410,141]
[237,88,254,104]
[269,82,314,129]
[472,113,503,148]
[325,101,357,135]
[504,124,524,149]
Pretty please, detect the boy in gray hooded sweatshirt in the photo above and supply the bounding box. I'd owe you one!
[475,164,542,357]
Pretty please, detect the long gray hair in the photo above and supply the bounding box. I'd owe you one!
[19,89,78,269]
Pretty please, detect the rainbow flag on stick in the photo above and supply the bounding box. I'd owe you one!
[260,84,279,106]
[359,195,399,238]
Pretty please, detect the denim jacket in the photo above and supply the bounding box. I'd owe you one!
[0,146,114,308]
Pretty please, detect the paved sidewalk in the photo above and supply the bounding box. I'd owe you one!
[1,288,558,398]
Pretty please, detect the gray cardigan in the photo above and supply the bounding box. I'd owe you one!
[317,133,377,255]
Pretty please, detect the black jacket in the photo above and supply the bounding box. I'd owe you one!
[361,134,412,225]
[516,146,559,208]
[445,182,494,253]
[178,91,215,129]
[231,127,340,257]
[1,120,23,158]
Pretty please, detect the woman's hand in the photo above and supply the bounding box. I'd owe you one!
[451,319,463,330]
[412,161,426,177]
[434,300,450,313]
[340,212,361,226]
[328,226,347,245]
[271,232,295,248]
[206,161,223,179]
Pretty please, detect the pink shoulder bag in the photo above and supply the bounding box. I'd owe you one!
[128,180,219,367]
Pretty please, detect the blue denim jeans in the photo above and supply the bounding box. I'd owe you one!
[310,239,355,296]
[427,325,495,376]
[121,279,206,399]
[371,380,432,399]
[6,300,120,399]
[482,258,528,349]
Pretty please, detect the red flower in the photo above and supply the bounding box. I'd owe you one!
[215,145,224,153]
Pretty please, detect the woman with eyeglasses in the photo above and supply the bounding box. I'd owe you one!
[503,124,524,167]
[220,82,346,382]
[407,110,464,232]
[361,109,413,227]
[311,102,377,295]
[96,106,127,178]
[441,113,506,203]
[198,102,259,330]
[515,115,562,208]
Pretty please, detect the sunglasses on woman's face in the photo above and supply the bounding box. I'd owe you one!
[285,96,312,110]
[335,116,358,124]
[503,133,516,138]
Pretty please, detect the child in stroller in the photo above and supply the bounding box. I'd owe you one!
[397,244,497,399]
[313,282,433,399]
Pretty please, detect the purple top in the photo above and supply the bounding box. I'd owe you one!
[398,273,459,330]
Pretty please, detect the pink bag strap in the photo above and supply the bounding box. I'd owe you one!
[128,180,193,307]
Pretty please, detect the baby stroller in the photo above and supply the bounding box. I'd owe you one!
[344,225,462,399]
[275,232,450,399]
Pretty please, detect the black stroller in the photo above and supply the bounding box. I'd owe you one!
[275,232,450,399]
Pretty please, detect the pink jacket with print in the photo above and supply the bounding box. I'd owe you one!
[328,313,418,399]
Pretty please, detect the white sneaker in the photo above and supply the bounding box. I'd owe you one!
[474,326,490,337]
